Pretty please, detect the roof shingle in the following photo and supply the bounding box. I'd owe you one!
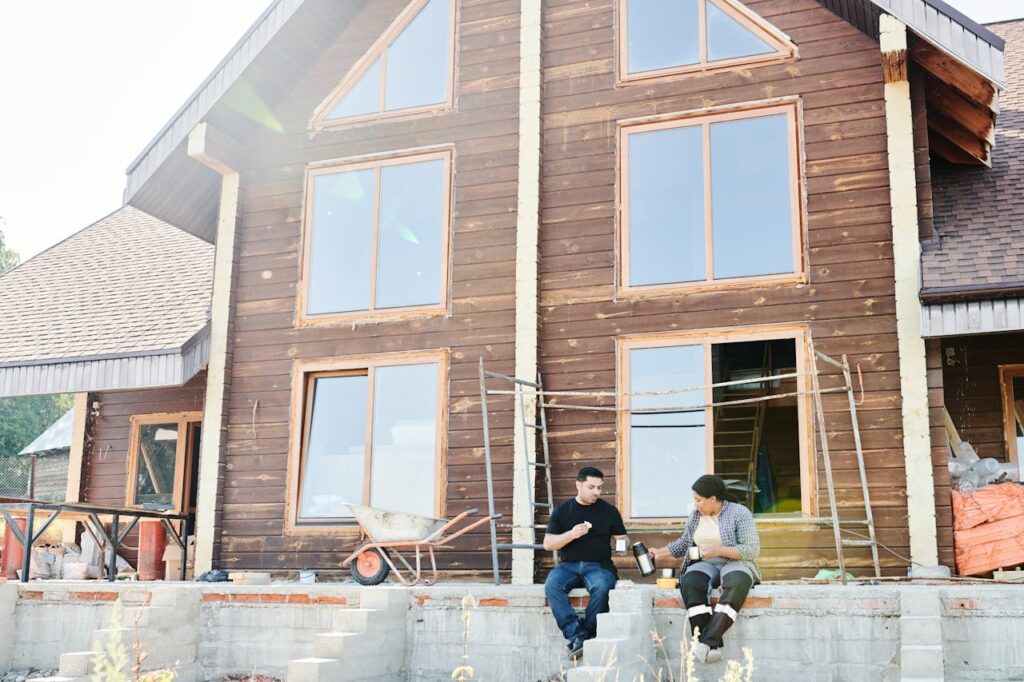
[924,20,1024,298]
[0,206,214,364]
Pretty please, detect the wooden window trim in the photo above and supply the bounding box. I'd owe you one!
[285,349,449,535]
[297,147,454,327]
[615,0,797,85]
[310,0,458,131]
[616,325,813,526]
[125,412,203,514]
[999,364,1024,465]
[616,100,806,300]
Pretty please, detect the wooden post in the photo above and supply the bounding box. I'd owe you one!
[880,14,940,569]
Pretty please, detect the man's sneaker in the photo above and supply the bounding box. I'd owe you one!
[568,637,585,661]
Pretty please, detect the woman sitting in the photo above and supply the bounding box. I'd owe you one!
[649,474,761,663]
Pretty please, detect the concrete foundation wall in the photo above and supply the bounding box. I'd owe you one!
[0,581,1019,681]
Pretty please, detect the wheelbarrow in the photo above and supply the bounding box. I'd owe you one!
[341,504,501,586]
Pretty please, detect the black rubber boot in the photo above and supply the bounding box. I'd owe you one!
[679,570,713,640]
[699,571,752,649]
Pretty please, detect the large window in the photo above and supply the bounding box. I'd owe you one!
[619,330,809,522]
[1000,366,1024,465]
[126,412,202,512]
[619,0,794,81]
[287,352,446,530]
[300,149,451,323]
[312,0,455,128]
[618,102,803,295]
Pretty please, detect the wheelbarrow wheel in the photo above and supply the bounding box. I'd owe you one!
[350,546,391,585]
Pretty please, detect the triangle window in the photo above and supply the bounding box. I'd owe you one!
[623,0,794,78]
[315,0,454,127]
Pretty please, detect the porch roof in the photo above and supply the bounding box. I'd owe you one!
[0,206,213,397]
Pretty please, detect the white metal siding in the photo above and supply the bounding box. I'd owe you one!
[920,298,1024,337]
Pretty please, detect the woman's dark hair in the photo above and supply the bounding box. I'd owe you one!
[692,474,728,501]
[577,466,604,481]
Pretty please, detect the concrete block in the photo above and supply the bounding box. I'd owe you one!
[566,665,618,681]
[314,631,403,658]
[287,657,342,682]
[583,637,633,668]
[901,645,944,678]
[901,616,942,645]
[59,651,95,676]
[360,586,409,611]
[331,608,405,634]
[595,612,640,640]
[900,588,941,618]
[26,677,81,682]
[608,587,653,614]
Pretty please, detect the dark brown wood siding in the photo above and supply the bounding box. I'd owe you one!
[538,0,915,579]
[943,332,1024,462]
[84,372,207,561]
[218,0,520,576]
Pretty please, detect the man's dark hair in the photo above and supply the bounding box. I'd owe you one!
[692,474,728,501]
[577,466,604,482]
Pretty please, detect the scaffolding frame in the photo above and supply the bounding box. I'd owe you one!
[477,336,880,585]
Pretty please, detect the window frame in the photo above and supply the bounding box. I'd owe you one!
[616,100,806,299]
[285,350,448,534]
[125,411,202,514]
[999,364,1024,466]
[616,0,797,84]
[297,147,454,326]
[310,0,458,130]
[616,325,813,526]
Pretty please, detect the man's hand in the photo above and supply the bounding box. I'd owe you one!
[543,521,592,552]
[570,522,591,539]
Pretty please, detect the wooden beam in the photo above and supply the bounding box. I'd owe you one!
[925,74,996,144]
[187,122,245,177]
[927,128,985,166]
[910,39,998,113]
[927,110,990,166]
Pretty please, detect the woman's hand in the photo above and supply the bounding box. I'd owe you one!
[701,545,741,561]
[648,546,675,563]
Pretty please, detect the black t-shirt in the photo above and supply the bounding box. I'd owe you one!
[546,497,627,567]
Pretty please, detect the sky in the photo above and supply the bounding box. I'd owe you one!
[1,0,1022,262]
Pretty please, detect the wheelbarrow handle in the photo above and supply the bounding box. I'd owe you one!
[464,508,479,515]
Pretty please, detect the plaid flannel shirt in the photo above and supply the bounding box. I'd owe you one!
[666,500,761,581]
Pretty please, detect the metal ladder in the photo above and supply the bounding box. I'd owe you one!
[478,359,556,584]
[808,336,881,581]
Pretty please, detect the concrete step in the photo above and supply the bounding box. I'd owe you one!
[582,637,634,668]
[288,657,343,682]
[595,611,640,639]
[900,588,941,618]
[901,644,944,678]
[332,608,404,633]
[566,666,619,681]
[901,616,942,645]
[314,630,404,658]
[58,651,94,677]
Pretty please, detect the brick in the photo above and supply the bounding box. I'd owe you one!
[287,593,314,604]
[202,593,228,602]
[229,593,259,604]
[70,591,118,602]
[258,593,288,604]
[479,598,509,607]
[317,595,348,605]
[655,597,683,609]
[19,590,43,600]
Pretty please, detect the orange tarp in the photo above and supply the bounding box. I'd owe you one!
[952,484,1024,576]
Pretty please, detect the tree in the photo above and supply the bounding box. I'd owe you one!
[0,217,19,274]
[0,394,74,457]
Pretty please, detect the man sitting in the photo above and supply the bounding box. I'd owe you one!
[543,466,628,660]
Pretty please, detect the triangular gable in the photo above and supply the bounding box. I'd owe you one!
[621,0,796,80]
[312,0,455,129]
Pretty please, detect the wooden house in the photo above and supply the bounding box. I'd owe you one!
[0,0,1015,581]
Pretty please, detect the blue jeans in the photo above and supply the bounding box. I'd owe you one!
[544,562,617,641]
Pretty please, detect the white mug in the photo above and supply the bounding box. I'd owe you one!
[688,546,701,561]
[615,538,627,553]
